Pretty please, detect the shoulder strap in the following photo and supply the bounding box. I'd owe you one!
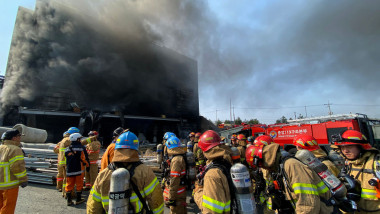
[128,162,153,214]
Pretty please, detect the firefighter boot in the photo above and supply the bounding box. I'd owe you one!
[67,192,73,206]
[75,192,85,205]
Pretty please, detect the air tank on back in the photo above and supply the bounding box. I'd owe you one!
[231,147,241,164]
[186,151,196,180]
[296,149,347,199]
[230,163,257,214]
[157,144,163,163]
[108,168,130,214]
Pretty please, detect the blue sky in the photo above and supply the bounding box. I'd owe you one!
[1,0,380,124]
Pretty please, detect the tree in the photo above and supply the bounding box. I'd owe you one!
[224,120,232,124]
[298,114,304,119]
[275,116,288,124]
[235,117,242,125]
[247,119,260,124]
[215,120,223,126]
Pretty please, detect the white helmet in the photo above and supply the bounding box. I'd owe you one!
[69,133,82,142]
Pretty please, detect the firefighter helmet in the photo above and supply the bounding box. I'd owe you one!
[88,131,99,136]
[199,130,221,152]
[166,136,181,149]
[115,131,139,151]
[63,131,68,137]
[237,134,246,140]
[69,133,82,142]
[67,127,80,134]
[163,132,176,140]
[245,144,264,169]
[113,127,124,138]
[293,134,319,151]
[332,130,371,150]
[247,136,254,142]
[189,132,195,137]
[231,134,237,140]
[254,135,274,146]
[195,132,201,138]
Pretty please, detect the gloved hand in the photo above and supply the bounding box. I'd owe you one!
[165,200,176,207]
[20,181,28,188]
[86,167,90,172]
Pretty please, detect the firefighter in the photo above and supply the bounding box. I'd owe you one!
[100,127,124,171]
[0,129,27,214]
[84,131,101,191]
[54,131,69,192]
[188,132,195,150]
[65,133,89,206]
[193,130,233,214]
[231,134,237,146]
[59,127,80,198]
[293,134,340,176]
[246,143,334,213]
[236,134,247,164]
[247,136,254,146]
[193,132,206,171]
[253,135,276,214]
[332,130,380,213]
[163,136,187,214]
[87,131,164,214]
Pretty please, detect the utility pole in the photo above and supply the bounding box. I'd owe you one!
[230,98,232,123]
[215,109,218,123]
[233,105,235,124]
[324,101,333,116]
[294,112,297,119]
[305,106,308,118]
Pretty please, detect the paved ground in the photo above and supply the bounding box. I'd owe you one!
[15,182,200,214]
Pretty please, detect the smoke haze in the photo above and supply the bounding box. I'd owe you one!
[3,0,380,122]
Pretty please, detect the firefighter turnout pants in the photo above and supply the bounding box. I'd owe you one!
[56,164,65,190]
[65,174,84,193]
[85,163,98,188]
[0,187,19,214]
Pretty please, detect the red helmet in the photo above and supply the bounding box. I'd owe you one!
[199,130,221,152]
[245,144,264,169]
[189,132,195,137]
[88,131,99,136]
[333,130,371,150]
[254,135,274,146]
[231,134,237,140]
[237,134,246,140]
[195,132,201,138]
[293,134,319,151]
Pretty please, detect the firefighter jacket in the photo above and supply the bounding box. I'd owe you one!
[345,150,380,213]
[58,134,71,166]
[100,141,115,171]
[87,149,164,214]
[194,144,233,214]
[193,142,206,167]
[84,136,101,163]
[312,148,340,177]
[262,144,334,214]
[260,169,274,211]
[237,140,247,163]
[0,140,27,190]
[65,141,89,177]
[163,147,187,201]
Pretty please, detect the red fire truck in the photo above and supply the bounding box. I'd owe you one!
[220,114,380,149]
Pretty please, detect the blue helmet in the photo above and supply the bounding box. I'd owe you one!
[67,127,80,134]
[163,132,176,140]
[166,136,181,149]
[63,131,69,137]
[115,131,139,151]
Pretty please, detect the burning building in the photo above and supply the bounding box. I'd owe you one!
[1,0,199,144]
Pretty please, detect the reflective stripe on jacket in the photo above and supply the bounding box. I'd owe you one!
[86,160,164,213]
[85,136,101,161]
[0,140,27,190]
[284,157,333,214]
[346,151,380,212]
[58,135,71,165]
